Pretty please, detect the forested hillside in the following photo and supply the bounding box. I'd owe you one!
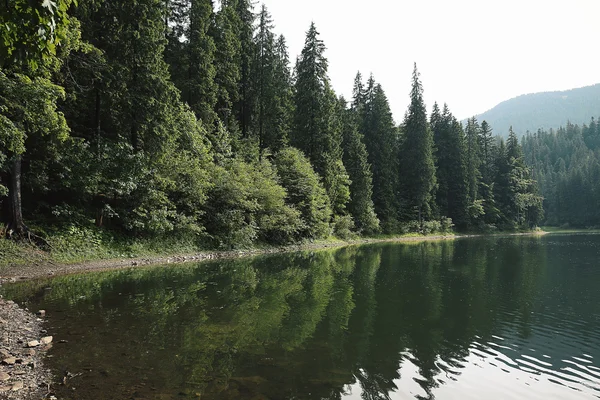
[523,119,600,227]
[475,84,600,137]
[0,0,543,251]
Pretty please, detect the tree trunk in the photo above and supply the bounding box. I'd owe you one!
[8,155,26,237]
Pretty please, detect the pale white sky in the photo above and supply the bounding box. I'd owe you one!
[260,0,600,123]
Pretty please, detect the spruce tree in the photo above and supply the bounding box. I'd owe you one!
[268,35,294,151]
[464,117,482,204]
[399,63,436,224]
[340,97,380,234]
[358,76,399,232]
[187,0,218,125]
[165,0,217,126]
[211,0,242,126]
[253,6,293,153]
[293,23,350,216]
[478,120,499,225]
[233,0,256,138]
[432,103,469,228]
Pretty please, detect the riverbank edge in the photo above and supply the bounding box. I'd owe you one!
[0,230,547,284]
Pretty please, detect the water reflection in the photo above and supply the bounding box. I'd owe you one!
[4,235,600,399]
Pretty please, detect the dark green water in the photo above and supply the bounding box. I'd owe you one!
[3,234,600,399]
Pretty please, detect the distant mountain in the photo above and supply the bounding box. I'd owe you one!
[468,84,600,137]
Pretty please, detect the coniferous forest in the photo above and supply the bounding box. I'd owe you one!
[1,0,546,251]
[523,119,600,228]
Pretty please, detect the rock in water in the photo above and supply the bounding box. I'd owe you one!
[40,336,52,345]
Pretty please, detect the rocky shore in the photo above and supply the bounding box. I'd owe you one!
[0,299,53,400]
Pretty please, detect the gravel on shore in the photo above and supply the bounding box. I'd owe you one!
[0,299,53,400]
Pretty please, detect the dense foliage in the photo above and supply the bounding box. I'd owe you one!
[523,119,600,227]
[0,0,543,250]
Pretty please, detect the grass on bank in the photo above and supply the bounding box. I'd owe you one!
[0,223,458,268]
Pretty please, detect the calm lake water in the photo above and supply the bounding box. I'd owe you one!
[3,234,600,399]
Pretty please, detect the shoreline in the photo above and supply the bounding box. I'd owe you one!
[0,230,548,284]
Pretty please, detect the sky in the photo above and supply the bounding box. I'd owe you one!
[259,0,600,123]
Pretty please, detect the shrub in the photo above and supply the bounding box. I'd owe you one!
[274,147,332,240]
[333,215,356,240]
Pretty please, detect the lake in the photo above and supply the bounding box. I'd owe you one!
[3,234,600,399]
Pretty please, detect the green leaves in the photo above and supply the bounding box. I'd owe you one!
[0,0,73,69]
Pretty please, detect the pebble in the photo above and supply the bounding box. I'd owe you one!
[2,357,16,365]
[11,380,23,391]
[37,310,46,317]
[41,336,53,345]
[27,340,40,348]
[0,372,9,381]
[22,349,35,356]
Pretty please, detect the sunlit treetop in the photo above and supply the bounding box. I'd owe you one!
[0,0,75,69]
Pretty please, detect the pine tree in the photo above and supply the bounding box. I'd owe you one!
[293,23,350,216]
[399,63,436,224]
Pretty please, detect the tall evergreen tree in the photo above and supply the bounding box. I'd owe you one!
[431,104,469,228]
[399,63,436,224]
[340,97,380,234]
[211,0,242,126]
[252,6,293,153]
[479,120,495,183]
[464,117,482,205]
[233,0,256,138]
[293,23,350,216]
[477,120,500,226]
[357,75,399,232]
[186,0,218,125]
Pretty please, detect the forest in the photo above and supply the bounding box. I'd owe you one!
[1,0,543,251]
[523,119,600,228]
